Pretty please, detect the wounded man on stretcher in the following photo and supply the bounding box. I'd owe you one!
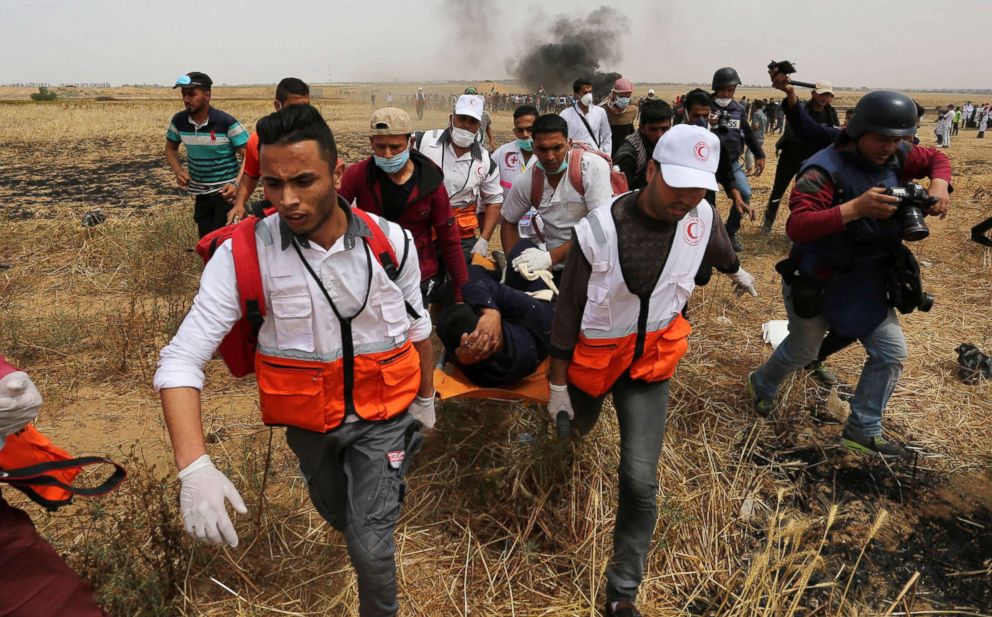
[437,240,555,389]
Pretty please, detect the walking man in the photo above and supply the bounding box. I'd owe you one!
[165,72,249,237]
[155,105,435,617]
[548,125,757,617]
[560,78,612,155]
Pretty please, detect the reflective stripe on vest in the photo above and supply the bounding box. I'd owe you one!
[253,214,420,432]
[567,198,712,397]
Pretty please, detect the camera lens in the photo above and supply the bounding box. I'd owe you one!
[901,206,930,241]
[918,292,934,312]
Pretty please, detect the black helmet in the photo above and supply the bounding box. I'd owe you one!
[846,91,918,138]
[712,67,741,90]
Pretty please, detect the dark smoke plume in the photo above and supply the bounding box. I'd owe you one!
[510,6,629,97]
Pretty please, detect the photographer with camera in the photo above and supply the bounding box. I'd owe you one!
[746,90,951,459]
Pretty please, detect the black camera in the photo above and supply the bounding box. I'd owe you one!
[888,245,934,315]
[882,183,937,241]
[767,60,816,89]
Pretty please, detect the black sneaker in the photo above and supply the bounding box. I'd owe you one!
[730,233,744,252]
[606,600,643,617]
[841,430,908,459]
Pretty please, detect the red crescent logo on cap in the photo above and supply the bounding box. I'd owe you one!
[693,142,709,162]
[684,217,704,245]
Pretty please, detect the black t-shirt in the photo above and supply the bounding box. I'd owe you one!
[375,162,420,222]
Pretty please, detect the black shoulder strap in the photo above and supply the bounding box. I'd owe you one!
[574,105,601,149]
[414,130,425,150]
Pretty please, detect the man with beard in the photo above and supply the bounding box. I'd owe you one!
[165,72,249,237]
[614,99,674,190]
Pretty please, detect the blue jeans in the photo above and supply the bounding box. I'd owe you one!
[725,160,752,236]
[751,284,907,438]
[567,376,669,603]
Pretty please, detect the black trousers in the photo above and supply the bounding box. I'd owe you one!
[193,192,233,238]
[764,148,806,227]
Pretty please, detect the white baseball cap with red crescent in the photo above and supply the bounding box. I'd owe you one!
[651,124,720,191]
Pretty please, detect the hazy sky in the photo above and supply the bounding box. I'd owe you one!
[1,0,989,90]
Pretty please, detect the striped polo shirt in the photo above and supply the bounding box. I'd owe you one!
[166,107,249,194]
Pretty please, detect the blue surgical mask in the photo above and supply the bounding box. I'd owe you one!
[535,157,568,176]
[516,138,533,152]
[373,148,410,174]
[692,116,708,128]
[615,96,631,109]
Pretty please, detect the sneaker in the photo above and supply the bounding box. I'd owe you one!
[730,233,744,253]
[761,219,774,235]
[606,600,643,617]
[746,371,774,418]
[805,361,839,386]
[841,430,908,459]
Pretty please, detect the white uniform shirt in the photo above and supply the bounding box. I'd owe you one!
[500,151,613,250]
[418,129,502,211]
[560,103,613,155]
[153,208,431,391]
[493,140,540,238]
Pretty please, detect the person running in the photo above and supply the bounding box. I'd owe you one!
[155,105,435,617]
[549,125,757,617]
[230,77,310,223]
[164,72,249,237]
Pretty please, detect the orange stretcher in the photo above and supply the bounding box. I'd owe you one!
[433,358,550,404]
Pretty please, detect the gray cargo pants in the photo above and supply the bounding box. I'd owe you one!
[286,412,423,617]
[568,374,670,604]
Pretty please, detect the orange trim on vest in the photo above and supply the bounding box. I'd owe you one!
[0,425,79,505]
[568,314,692,397]
[452,206,479,238]
[256,340,421,433]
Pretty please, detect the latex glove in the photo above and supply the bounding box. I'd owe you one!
[471,237,490,257]
[548,383,574,421]
[0,370,42,449]
[178,455,247,548]
[728,267,758,297]
[512,247,552,274]
[408,394,436,430]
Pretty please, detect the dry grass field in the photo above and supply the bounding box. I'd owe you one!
[0,83,990,616]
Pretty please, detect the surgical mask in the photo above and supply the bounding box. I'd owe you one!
[692,116,709,128]
[516,138,533,152]
[614,96,631,109]
[580,93,594,107]
[714,97,733,108]
[373,148,410,174]
[450,126,477,148]
[535,157,568,176]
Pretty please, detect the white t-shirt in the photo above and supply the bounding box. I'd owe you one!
[560,103,613,155]
[500,151,612,250]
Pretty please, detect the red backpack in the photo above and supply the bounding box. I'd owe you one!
[195,203,405,377]
[529,142,629,209]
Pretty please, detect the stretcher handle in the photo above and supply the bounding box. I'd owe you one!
[555,410,571,439]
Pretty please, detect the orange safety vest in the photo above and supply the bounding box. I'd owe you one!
[567,198,714,397]
[250,211,422,433]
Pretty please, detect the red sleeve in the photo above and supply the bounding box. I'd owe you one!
[338,160,365,205]
[243,133,260,178]
[901,144,952,184]
[784,166,846,243]
[432,185,468,302]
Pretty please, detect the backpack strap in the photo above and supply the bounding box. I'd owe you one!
[1,456,127,511]
[351,208,421,319]
[529,167,546,209]
[567,147,587,195]
[231,217,266,337]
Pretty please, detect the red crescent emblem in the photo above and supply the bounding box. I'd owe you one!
[687,221,700,240]
[693,142,709,162]
[684,217,704,245]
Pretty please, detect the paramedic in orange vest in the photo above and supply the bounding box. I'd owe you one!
[154,105,435,617]
[548,125,757,617]
[0,356,110,616]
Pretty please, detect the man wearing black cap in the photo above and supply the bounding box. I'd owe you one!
[165,71,249,237]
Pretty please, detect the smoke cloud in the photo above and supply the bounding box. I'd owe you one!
[510,6,629,97]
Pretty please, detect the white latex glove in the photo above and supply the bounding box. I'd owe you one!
[548,383,574,421]
[408,394,436,430]
[728,267,758,297]
[471,237,490,257]
[178,455,247,548]
[0,370,42,450]
[512,247,552,274]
